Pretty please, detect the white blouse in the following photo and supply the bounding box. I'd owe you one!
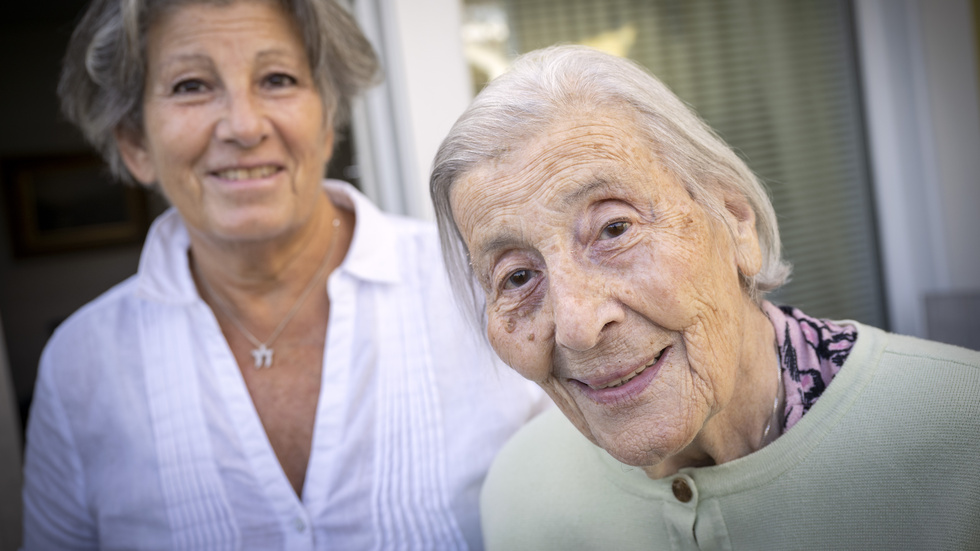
[22,181,548,550]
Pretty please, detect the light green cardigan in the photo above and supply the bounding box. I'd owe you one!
[481,323,980,550]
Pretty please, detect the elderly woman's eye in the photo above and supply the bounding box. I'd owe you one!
[264,73,298,88]
[172,79,208,94]
[599,221,631,239]
[503,269,534,290]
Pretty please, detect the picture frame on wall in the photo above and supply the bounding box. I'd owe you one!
[1,153,150,257]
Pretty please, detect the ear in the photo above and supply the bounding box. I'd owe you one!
[114,126,157,185]
[723,193,762,278]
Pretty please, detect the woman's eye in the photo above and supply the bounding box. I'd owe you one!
[503,269,534,290]
[599,220,631,239]
[172,79,208,94]
[264,73,298,88]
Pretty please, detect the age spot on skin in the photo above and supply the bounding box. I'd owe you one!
[527,333,535,341]
[504,318,517,333]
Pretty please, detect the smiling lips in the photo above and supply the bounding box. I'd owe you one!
[212,164,280,181]
[586,346,669,391]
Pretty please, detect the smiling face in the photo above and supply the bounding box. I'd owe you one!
[116,0,334,244]
[451,108,766,472]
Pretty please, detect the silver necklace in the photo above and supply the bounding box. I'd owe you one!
[199,216,340,368]
[760,361,782,445]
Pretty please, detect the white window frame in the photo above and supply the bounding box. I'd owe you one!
[348,0,473,221]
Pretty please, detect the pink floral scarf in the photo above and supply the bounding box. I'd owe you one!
[762,301,858,431]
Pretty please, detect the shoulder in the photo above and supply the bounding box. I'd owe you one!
[485,408,589,482]
[329,180,448,284]
[37,275,146,408]
[878,327,980,368]
[480,409,579,546]
[481,409,610,545]
[30,275,147,463]
[324,179,439,249]
[846,322,980,382]
[483,409,582,496]
[875,327,980,422]
[386,213,444,260]
[833,322,980,449]
[43,276,141,364]
[481,409,669,549]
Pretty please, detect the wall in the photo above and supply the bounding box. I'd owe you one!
[0,8,148,442]
[0,314,21,550]
[0,8,159,543]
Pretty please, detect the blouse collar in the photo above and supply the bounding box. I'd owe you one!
[135,180,403,304]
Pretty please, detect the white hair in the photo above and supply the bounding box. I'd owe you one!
[430,45,790,327]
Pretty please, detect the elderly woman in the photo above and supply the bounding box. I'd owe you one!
[22,0,547,548]
[430,45,980,550]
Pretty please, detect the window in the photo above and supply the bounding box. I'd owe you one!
[462,0,887,327]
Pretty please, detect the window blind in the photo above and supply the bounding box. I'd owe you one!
[463,0,886,327]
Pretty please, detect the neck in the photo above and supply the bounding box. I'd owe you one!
[191,192,337,291]
[190,191,352,324]
[643,298,782,478]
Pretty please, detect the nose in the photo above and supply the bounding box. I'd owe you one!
[550,266,623,352]
[215,87,268,148]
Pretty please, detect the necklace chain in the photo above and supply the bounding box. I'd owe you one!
[760,360,782,446]
[199,216,341,368]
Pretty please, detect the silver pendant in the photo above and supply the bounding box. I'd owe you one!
[251,343,273,368]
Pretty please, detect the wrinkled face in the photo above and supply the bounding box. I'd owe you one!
[450,109,763,470]
[117,0,334,243]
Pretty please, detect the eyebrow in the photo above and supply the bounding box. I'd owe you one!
[158,48,295,69]
[475,177,615,253]
[157,53,212,69]
[254,48,298,62]
[475,235,522,265]
[471,179,606,266]
[559,177,612,208]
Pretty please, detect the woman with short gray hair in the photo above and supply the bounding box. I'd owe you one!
[432,45,980,549]
[23,1,546,548]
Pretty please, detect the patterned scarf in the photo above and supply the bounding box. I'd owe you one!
[762,301,858,431]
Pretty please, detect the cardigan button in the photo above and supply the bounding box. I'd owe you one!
[671,478,693,503]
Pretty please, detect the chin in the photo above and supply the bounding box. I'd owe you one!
[596,434,677,470]
[206,209,299,241]
[584,409,704,471]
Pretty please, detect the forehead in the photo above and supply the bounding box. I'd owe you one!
[146,0,302,57]
[450,109,671,234]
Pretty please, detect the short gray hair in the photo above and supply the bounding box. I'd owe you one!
[430,45,790,323]
[59,0,380,182]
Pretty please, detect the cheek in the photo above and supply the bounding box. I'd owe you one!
[292,119,327,157]
[672,264,747,407]
[283,99,330,157]
[626,252,700,331]
[487,307,552,382]
[146,115,207,174]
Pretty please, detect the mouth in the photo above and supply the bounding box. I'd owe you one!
[571,346,670,404]
[211,164,281,181]
[587,347,668,390]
